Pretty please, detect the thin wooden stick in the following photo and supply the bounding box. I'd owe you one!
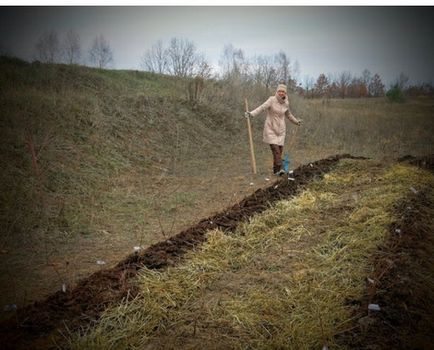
[244,98,257,174]
[286,123,300,155]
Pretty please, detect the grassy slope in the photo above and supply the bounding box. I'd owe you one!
[0,56,242,240]
[72,159,434,349]
[0,56,253,307]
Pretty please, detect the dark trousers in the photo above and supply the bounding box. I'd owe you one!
[269,144,283,173]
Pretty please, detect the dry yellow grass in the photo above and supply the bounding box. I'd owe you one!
[69,159,434,349]
[2,55,433,311]
[279,95,434,163]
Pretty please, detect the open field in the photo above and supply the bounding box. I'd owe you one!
[0,58,433,349]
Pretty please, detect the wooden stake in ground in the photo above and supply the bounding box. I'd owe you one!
[244,98,257,174]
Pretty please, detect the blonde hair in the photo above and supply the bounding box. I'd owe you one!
[277,84,287,93]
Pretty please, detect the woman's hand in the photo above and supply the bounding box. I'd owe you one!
[244,112,252,119]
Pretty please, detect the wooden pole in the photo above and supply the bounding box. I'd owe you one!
[244,98,257,174]
[286,123,299,154]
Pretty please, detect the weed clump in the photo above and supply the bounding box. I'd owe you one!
[386,85,406,103]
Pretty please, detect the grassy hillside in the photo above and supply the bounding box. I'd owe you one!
[0,56,433,310]
[0,56,242,238]
[0,56,253,308]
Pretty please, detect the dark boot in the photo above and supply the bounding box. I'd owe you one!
[270,144,284,176]
[273,165,284,176]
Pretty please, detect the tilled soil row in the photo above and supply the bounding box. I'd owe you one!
[1,154,360,349]
[338,155,434,349]
[398,154,434,172]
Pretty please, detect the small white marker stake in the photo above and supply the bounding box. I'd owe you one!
[368,303,381,311]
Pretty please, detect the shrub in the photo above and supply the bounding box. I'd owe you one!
[386,85,405,103]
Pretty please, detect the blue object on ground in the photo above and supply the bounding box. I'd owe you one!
[283,154,290,172]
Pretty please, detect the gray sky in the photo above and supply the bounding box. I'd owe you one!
[1,6,433,85]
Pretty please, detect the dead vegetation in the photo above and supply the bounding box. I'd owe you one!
[69,158,434,349]
[1,58,433,349]
[0,155,350,349]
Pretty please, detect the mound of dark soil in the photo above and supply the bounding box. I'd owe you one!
[398,154,434,172]
[337,162,434,349]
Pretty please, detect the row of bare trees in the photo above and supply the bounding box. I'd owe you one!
[141,40,431,100]
[141,40,301,89]
[29,32,433,99]
[218,44,300,89]
[301,71,434,99]
[140,38,212,78]
[34,30,113,68]
[301,70,386,98]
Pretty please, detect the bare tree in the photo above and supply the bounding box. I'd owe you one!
[368,73,385,97]
[361,69,372,96]
[63,29,81,64]
[274,50,291,84]
[166,37,198,77]
[141,37,211,79]
[259,55,277,90]
[89,35,113,69]
[328,81,340,98]
[303,75,315,98]
[314,73,330,97]
[141,39,167,74]
[219,44,235,80]
[349,77,368,98]
[337,71,352,98]
[194,53,213,79]
[219,44,249,81]
[394,72,409,90]
[35,30,60,63]
[250,54,278,91]
[249,55,260,85]
[292,60,300,82]
[362,69,372,86]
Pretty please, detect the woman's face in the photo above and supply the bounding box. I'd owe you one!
[277,90,287,99]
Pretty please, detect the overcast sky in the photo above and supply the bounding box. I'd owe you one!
[1,6,433,85]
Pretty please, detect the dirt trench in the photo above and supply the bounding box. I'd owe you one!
[1,154,361,350]
[336,154,434,349]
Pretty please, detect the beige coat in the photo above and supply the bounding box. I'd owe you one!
[250,94,299,146]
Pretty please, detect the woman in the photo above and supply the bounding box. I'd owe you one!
[245,84,301,175]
